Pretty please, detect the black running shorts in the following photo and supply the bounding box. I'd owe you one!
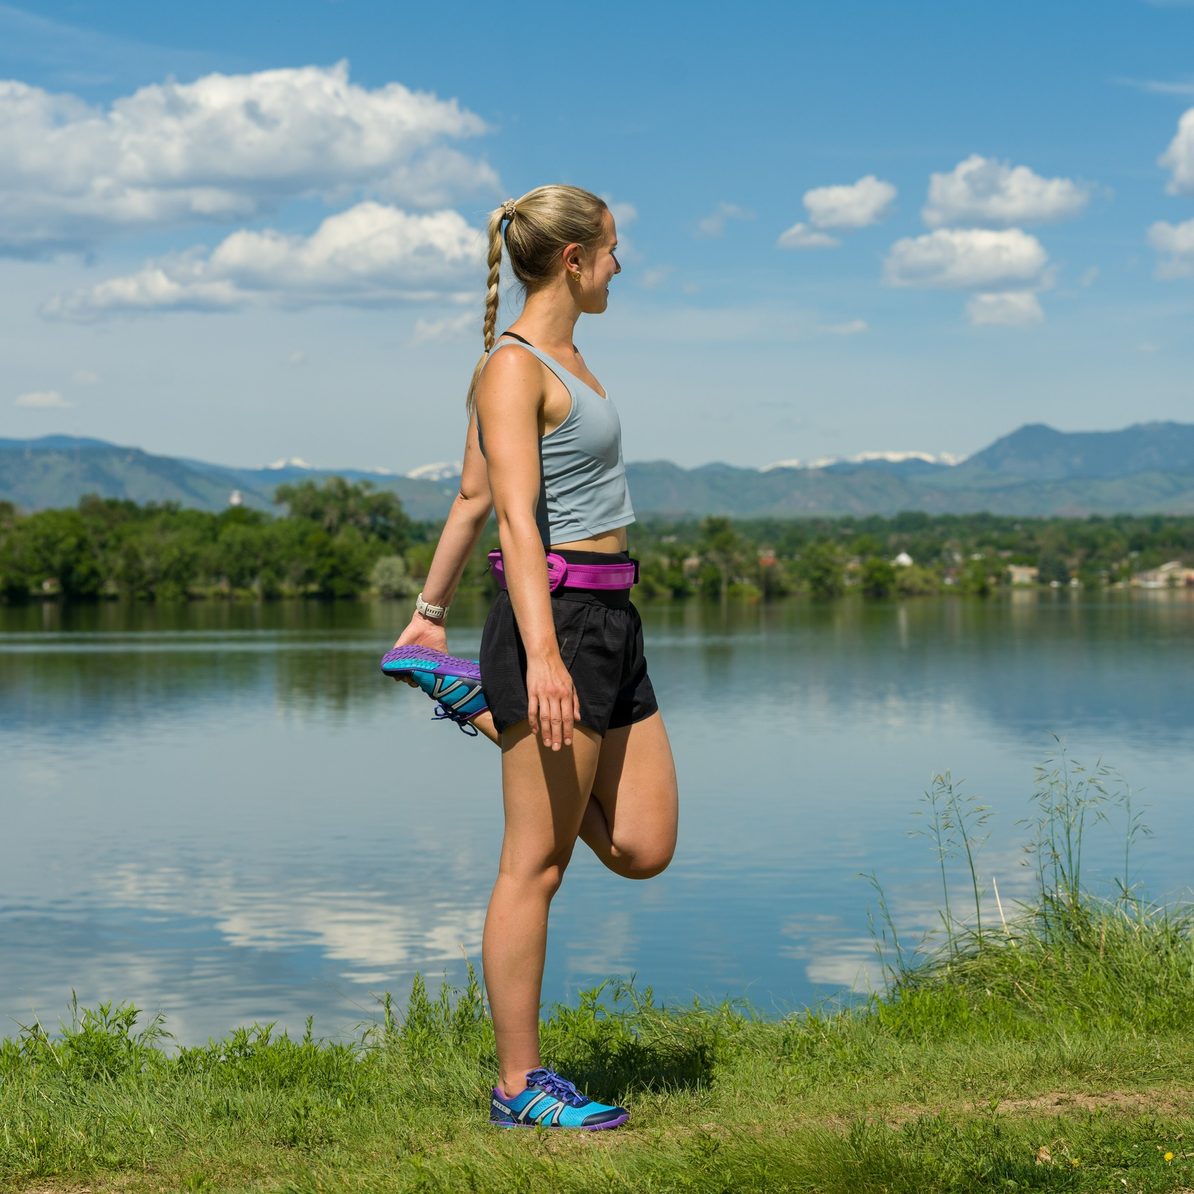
[479,550,659,737]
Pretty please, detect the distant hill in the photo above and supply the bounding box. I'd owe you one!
[0,436,459,521]
[958,421,1194,481]
[4,422,1194,519]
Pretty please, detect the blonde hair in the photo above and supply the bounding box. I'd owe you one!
[465,184,608,413]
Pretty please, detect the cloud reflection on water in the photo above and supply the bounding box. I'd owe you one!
[100,863,485,981]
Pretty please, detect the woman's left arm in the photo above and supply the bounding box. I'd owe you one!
[392,412,492,652]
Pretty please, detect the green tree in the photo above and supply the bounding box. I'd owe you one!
[214,521,271,593]
[956,556,993,596]
[697,516,747,601]
[798,542,845,600]
[371,555,417,599]
[275,477,411,550]
[1037,548,1070,586]
[19,509,103,599]
[860,556,897,599]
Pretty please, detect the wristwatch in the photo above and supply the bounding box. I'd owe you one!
[415,592,448,621]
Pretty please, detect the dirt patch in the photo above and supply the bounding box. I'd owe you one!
[865,1087,1194,1128]
[18,1188,95,1194]
[992,1089,1194,1117]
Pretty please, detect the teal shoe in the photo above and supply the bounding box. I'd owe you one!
[380,645,487,735]
[489,1067,629,1130]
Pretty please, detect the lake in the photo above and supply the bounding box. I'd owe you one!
[2,592,1192,1045]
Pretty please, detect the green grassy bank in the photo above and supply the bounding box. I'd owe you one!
[3,764,1193,1193]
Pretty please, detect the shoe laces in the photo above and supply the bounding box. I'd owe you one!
[526,1067,587,1106]
[432,704,479,736]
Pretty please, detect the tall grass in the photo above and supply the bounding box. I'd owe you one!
[871,745,1194,1035]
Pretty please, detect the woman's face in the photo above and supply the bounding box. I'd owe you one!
[574,209,620,314]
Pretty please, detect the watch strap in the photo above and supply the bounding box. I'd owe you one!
[415,592,448,621]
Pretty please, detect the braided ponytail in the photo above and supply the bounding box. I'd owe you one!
[465,205,506,416]
[465,185,607,416]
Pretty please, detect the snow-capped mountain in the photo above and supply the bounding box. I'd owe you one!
[405,461,463,482]
[760,450,963,473]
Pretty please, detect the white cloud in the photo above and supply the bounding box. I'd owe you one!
[816,319,868,335]
[966,291,1044,327]
[696,201,754,237]
[42,202,484,320]
[605,199,638,228]
[1148,217,1194,276]
[1079,265,1099,288]
[884,228,1049,290]
[15,388,71,407]
[1119,77,1194,97]
[923,155,1089,228]
[1160,109,1194,196]
[777,222,840,250]
[71,369,99,383]
[0,62,496,256]
[804,175,897,229]
[638,265,674,290]
[411,311,476,343]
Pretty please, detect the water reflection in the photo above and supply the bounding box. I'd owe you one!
[5,594,1191,745]
[2,593,1193,1043]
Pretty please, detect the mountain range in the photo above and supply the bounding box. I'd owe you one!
[4,422,1194,520]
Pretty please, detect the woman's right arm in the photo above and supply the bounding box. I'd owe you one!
[392,411,492,655]
[476,349,580,751]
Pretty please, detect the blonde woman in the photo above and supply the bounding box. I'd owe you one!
[386,185,678,1129]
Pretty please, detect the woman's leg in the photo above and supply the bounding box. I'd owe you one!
[469,709,677,878]
[470,710,500,744]
[577,711,678,880]
[483,720,603,1097]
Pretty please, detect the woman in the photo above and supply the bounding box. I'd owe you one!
[389,185,678,1130]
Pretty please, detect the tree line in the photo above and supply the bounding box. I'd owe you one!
[2,479,1193,603]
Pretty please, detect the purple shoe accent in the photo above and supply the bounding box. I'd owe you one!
[380,645,481,681]
[582,1111,630,1130]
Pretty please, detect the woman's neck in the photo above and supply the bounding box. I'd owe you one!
[513,284,582,355]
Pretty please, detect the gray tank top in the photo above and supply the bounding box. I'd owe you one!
[478,335,636,547]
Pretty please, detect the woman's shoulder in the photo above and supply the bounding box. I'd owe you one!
[478,340,546,399]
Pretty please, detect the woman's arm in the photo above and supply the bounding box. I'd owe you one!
[476,349,579,751]
[392,412,492,654]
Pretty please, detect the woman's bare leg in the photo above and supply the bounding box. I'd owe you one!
[578,712,678,879]
[472,710,677,875]
[483,721,602,1097]
[470,710,500,744]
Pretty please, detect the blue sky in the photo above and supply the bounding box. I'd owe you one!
[3,0,1193,472]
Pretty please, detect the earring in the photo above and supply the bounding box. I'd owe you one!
[570,269,582,283]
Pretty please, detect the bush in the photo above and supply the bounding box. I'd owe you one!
[371,555,417,599]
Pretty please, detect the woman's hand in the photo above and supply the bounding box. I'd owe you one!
[525,651,581,750]
[392,616,448,653]
[390,616,448,687]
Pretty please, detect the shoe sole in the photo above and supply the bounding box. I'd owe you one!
[380,645,481,682]
[490,1111,629,1130]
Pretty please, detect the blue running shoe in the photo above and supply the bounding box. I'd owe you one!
[489,1067,629,1130]
[380,646,488,735]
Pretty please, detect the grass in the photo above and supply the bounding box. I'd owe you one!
[3,753,1194,1193]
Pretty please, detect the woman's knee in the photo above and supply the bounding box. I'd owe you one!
[609,841,674,880]
[503,850,574,897]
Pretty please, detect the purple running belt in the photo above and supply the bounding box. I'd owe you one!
[487,550,637,592]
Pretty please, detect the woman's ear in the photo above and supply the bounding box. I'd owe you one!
[561,241,583,273]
